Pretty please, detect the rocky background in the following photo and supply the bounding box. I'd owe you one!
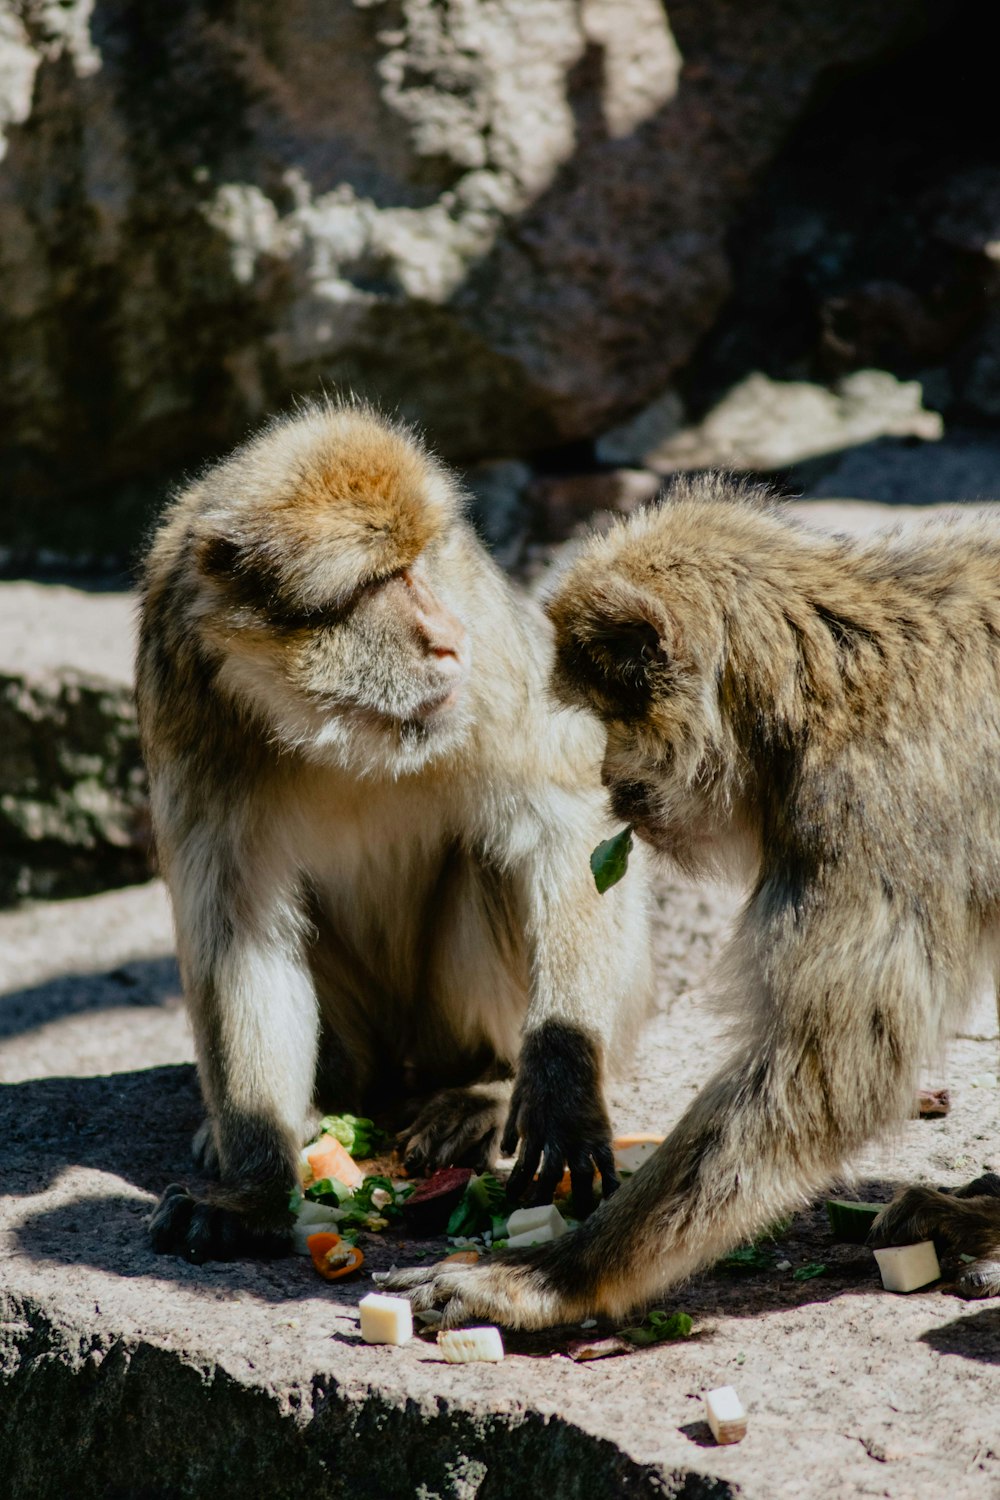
[1,0,999,901]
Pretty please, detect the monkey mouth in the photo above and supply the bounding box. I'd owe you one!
[416,683,462,719]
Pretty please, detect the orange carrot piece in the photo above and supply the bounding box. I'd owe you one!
[440,1249,480,1266]
[307,1232,365,1281]
[305,1135,365,1190]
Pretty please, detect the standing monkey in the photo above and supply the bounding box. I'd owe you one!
[382,477,1000,1326]
[137,400,652,1262]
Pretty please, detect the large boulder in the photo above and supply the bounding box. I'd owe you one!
[0,582,148,904]
[0,0,930,560]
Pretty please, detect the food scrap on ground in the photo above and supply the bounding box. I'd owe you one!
[704,1386,748,1445]
[826,1198,883,1244]
[359,1292,413,1345]
[872,1239,941,1292]
[438,1326,506,1363]
[505,1202,568,1247]
[307,1232,364,1280]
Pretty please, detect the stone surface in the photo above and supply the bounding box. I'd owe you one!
[597,370,943,475]
[3,876,1000,1499]
[0,581,149,904]
[0,0,931,560]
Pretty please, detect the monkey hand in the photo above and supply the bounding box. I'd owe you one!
[397,1081,512,1175]
[149,1183,293,1263]
[374,1239,592,1331]
[501,1021,617,1217]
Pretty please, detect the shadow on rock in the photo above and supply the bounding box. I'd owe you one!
[2,1063,200,1197]
[11,1189,334,1306]
[0,955,181,1043]
[920,1304,1000,1365]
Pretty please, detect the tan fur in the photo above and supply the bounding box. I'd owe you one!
[137,398,653,1260]
[382,476,1000,1326]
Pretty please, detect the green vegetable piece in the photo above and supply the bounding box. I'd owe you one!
[825,1199,882,1244]
[446,1173,507,1239]
[304,1176,353,1204]
[720,1244,772,1273]
[792,1262,827,1281]
[590,826,634,894]
[316,1113,389,1158]
[620,1309,693,1346]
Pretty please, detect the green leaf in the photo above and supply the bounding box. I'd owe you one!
[792,1262,827,1281]
[620,1310,693,1345]
[446,1173,507,1238]
[316,1113,390,1158]
[590,827,634,894]
[304,1176,353,1204]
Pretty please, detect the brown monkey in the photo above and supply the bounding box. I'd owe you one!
[380,476,1000,1326]
[137,400,652,1261]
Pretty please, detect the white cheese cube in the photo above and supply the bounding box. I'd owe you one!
[506,1203,567,1241]
[704,1385,747,1445]
[359,1292,413,1346]
[438,1326,505,1363]
[872,1239,941,1293]
[506,1223,556,1248]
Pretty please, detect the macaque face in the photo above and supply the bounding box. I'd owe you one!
[548,565,734,871]
[283,549,474,769]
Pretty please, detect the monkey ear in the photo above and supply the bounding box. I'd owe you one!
[555,585,675,714]
[195,534,242,578]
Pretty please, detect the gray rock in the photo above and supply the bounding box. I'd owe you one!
[599,370,943,474]
[0,0,931,559]
[0,582,148,904]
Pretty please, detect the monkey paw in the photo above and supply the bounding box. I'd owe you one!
[869,1185,951,1250]
[398,1082,510,1175]
[503,1022,617,1217]
[950,1258,1000,1299]
[149,1183,291,1263]
[870,1174,1000,1294]
[374,1246,584,1331]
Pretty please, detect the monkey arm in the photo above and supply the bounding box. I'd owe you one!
[498,806,649,1215]
[382,885,932,1327]
[150,825,320,1261]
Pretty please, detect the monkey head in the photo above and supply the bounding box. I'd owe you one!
[546,480,778,876]
[186,404,475,777]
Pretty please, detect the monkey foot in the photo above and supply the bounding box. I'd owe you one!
[375,1245,586,1331]
[397,1082,510,1176]
[869,1174,1000,1295]
[149,1183,292,1263]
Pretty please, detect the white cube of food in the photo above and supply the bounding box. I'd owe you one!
[438,1326,505,1363]
[506,1223,556,1248]
[614,1136,663,1175]
[359,1292,413,1346]
[506,1203,567,1241]
[872,1240,941,1293]
[704,1385,747,1445]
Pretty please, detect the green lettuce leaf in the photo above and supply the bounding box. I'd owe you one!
[590,827,634,894]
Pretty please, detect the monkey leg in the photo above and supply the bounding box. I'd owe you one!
[151,908,319,1261]
[397,1080,513,1174]
[870,1173,1000,1297]
[150,1111,297,1262]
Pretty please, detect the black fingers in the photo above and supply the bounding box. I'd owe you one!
[953,1172,1000,1200]
[506,1134,543,1205]
[149,1182,291,1262]
[398,1086,507,1175]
